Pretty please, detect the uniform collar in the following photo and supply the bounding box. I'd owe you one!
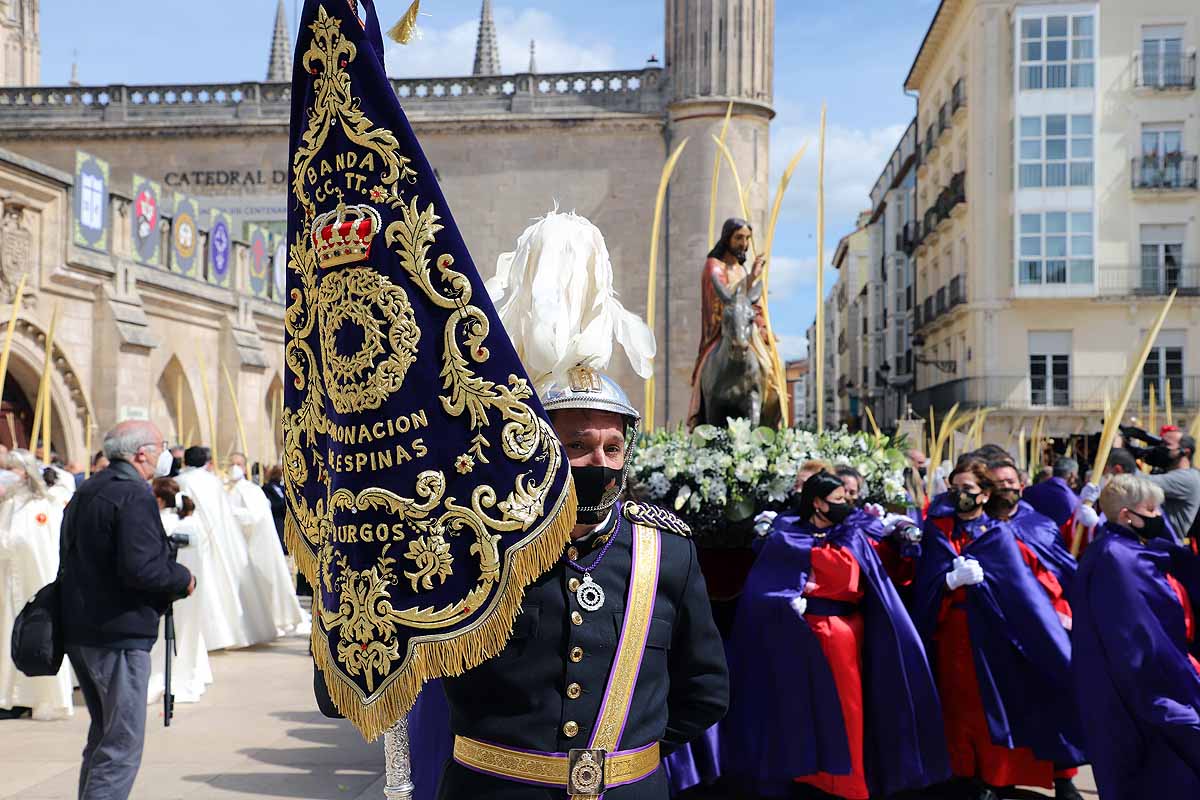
[570,507,620,556]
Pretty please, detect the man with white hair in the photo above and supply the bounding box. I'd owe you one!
[225,452,305,636]
[1072,473,1200,799]
[59,420,194,799]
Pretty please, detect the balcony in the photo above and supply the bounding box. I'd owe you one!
[935,286,947,315]
[938,103,950,137]
[951,78,967,117]
[897,221,920,255]
[923,124,936,158]
[1134,51,1197,90]
[922,207,942,244]
[1131,155,1199,191]
[1098,264,1200,297]
[910,375,1200,417]
[947,170,967,216]
[949,273,966,306]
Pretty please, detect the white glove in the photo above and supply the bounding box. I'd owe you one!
[790,594,807,616]
[1080,483,1101,504]
[753,510,778,537]
[1075,504,1099,529]
[946,556,985,590]
[883,513,922,543]
[863,502,885,518]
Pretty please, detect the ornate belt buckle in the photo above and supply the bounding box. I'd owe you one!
[567,748,606,796]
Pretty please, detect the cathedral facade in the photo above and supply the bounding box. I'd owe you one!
[0,0,774,465]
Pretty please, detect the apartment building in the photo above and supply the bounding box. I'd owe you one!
[901,0,1200,440]
[865,120,921,430]
[832,212,875,428]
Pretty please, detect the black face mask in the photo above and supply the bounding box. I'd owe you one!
[819,500,854,525]
[1130,511,1168,541]
[949,488,981,514]
[985,488,1020,516]
[572,465,623,525]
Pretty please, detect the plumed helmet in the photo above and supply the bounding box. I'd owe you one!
[540,365,640,423]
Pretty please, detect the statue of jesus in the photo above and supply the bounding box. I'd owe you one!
[688,217,783,429]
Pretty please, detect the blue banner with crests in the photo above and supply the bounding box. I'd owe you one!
[282,0,575,740]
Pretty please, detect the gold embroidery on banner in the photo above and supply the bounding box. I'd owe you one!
[281,6,575,738]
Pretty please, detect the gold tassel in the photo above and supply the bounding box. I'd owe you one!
[387,0,421,44]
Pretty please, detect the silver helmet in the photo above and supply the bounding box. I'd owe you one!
[541,365,640,518]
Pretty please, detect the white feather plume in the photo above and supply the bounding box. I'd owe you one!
[486,210,656,393]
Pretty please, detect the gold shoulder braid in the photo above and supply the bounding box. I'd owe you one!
[622,502,691,538]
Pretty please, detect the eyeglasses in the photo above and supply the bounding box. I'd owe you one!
[138,440,169,453]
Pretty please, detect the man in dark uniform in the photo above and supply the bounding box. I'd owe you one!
[438,366,729,798]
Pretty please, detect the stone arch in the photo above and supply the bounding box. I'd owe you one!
[3,318,90,465]
[154,356,203,447]
[264,372,284,468]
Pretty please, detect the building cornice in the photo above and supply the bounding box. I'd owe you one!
[904,0,966,91]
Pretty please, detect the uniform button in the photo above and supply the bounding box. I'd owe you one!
[567,546,579,561]
[569,646,584,663]
[568,577,581,592]
[563,720,579,738]
[571,611,583,626]
[566,682,582,699]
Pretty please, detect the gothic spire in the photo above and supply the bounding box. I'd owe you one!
[266,0,292,83]
[472,0,501,76]
[528,40,537,74]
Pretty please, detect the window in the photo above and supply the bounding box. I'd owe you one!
[1143,331,1185,407]
[1029,332,1072,407]
[1142,25,1185,88]
[1020,14,1094,90]
[1019,114,1093,187]
[1019,212,1093,285]
[1140,224,1185,294]
[1140,124,1185,188]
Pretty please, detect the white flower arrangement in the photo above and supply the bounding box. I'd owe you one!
[629,421,909,542]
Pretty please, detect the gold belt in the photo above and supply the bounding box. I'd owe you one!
[453,735,660,796]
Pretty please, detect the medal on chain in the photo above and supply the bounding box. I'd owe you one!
[576,573,606,612]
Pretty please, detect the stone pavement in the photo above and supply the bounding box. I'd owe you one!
[0,635,389,800]
[0,629,1101,800]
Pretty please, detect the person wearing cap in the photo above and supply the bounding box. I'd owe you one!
[725,470,948,800]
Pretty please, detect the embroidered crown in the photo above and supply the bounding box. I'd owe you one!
[311,203,381,268]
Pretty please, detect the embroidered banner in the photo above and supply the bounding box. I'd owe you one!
[131,174,162,267]
[171,193,200,278]
[283,0,575,740]
[208,209,233,287]
[73,151,109,253]
[247,224,271,298]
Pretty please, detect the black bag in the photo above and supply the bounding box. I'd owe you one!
[11,579,64,677]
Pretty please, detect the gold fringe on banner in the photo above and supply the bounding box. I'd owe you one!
[295,484,576,741]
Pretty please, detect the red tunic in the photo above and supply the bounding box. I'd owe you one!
[933,518,1057,788]
[871,537,917,587]
[1166,573,1200,676]
[795,543,869,800]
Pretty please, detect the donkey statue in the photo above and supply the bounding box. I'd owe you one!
[699,274,766,427]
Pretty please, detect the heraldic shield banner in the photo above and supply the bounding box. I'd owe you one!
[284,0,576,739]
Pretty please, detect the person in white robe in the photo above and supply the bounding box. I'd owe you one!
[175,447,275,647]
[226,455,306,637]
[0,449,73,720]
[146,479,212,704]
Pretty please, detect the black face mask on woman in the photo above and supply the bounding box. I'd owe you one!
[949,488,982,514]
[1129,511,1167,541]
[819,500,854,525]
[572,465,624,525]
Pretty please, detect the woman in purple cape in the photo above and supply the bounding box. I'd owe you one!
[724,471,948,799]
[1072,474,1200,799]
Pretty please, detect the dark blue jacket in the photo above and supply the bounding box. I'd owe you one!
[59,459,192,650]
